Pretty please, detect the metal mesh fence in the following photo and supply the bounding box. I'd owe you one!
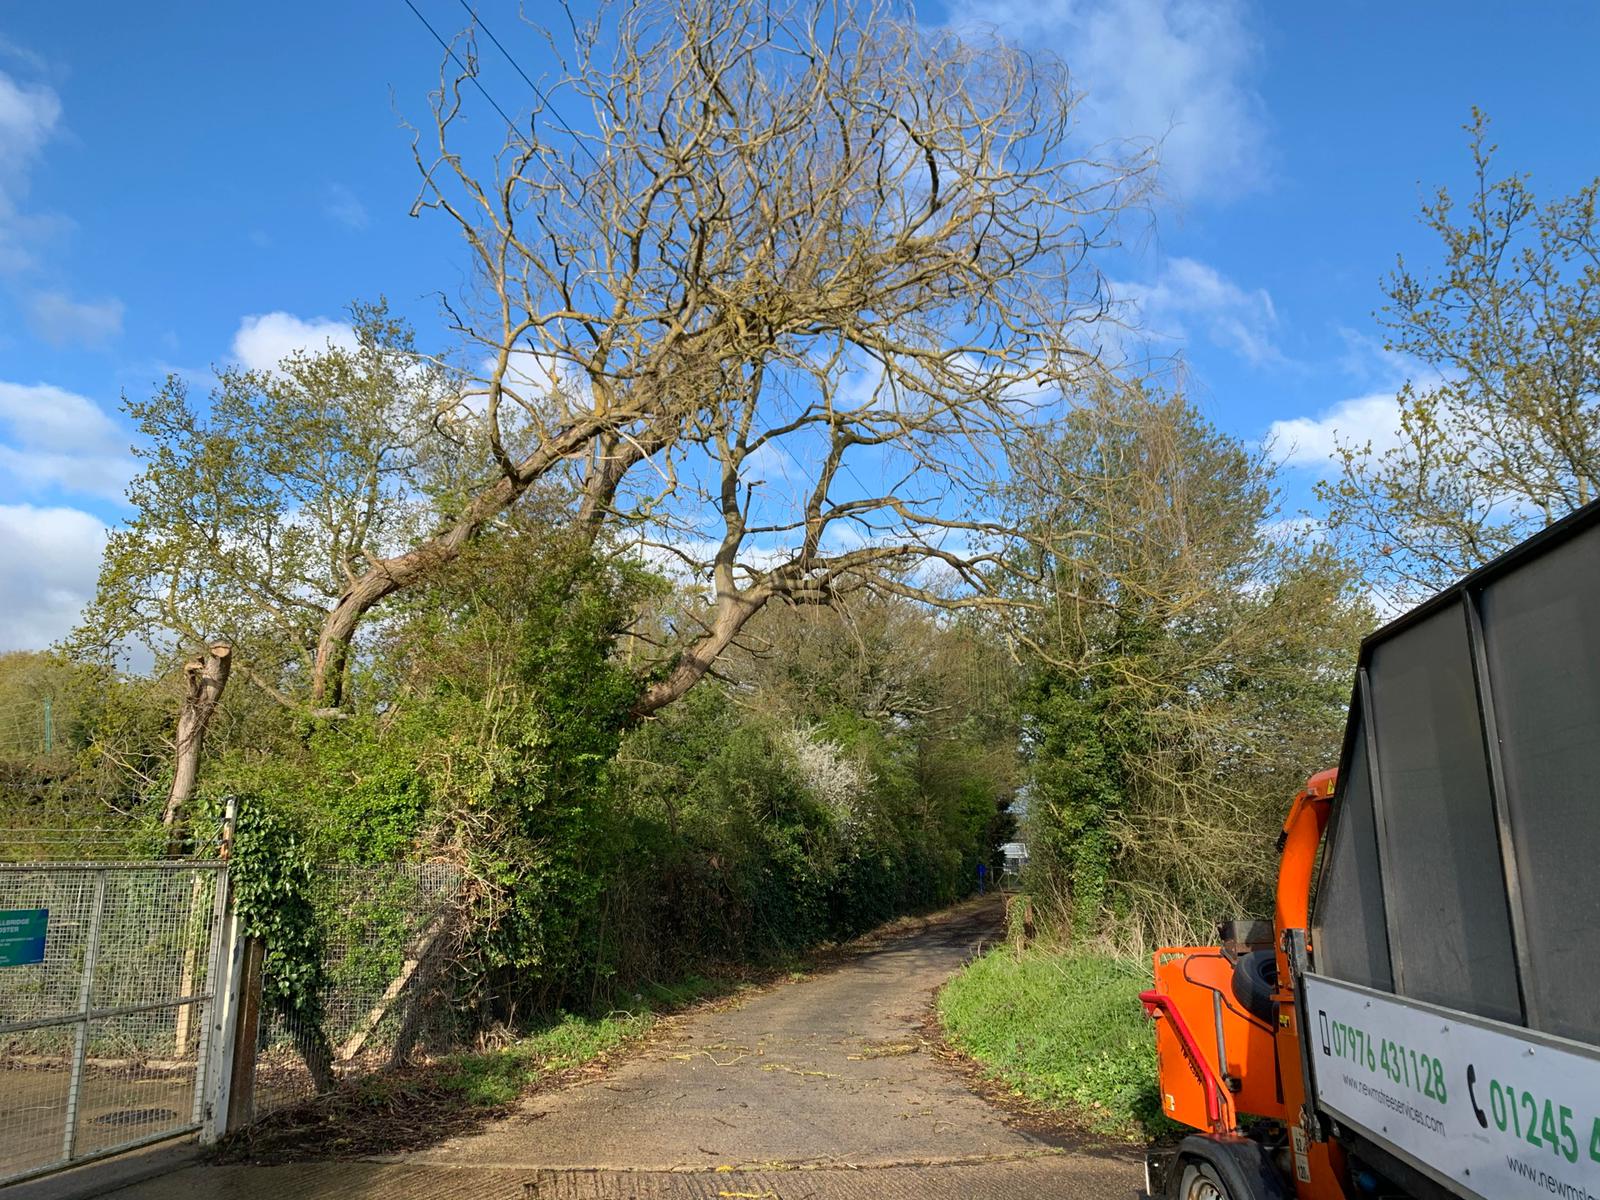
[0,862,224,1185]
[0,825,227,864]
[252,862,461,1117]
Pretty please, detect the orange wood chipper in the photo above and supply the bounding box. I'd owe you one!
[1140,499,1600,1200]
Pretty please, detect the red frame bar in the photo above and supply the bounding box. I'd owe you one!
[1139,987,1237,1134]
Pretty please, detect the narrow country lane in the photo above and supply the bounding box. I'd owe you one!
[106,899,1142,1199]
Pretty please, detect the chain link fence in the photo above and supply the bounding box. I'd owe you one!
[252,862,462,1117]
[0,838,465,1170]
[0,861,227,1185]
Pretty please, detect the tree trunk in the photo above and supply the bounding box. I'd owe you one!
[292,1013,336,1093]
[163,642,232,847]
[306,422,601,707]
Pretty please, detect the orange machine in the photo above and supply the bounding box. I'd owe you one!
[1141,769,1345,1199]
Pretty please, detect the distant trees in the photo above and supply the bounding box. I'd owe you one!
[1011,385,1370,944]
[0,650,179,856]
[1322,111,1600,602]
[597,594,1018,988]
[0,651,88,763]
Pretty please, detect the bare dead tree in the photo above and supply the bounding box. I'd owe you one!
[401,0,1149,715]
[627,376,1040,713]
[82,1,1150,721]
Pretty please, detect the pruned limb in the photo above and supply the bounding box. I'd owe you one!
[162,641,232,844]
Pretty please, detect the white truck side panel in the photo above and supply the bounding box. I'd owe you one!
[1305,973,1600,1200]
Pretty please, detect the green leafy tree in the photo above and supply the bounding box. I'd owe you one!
[76,303,464,712]
[1322,111,1600,601]
[1014,384,1369,943]
[301,521,655,1013]
[201,794,336,1090]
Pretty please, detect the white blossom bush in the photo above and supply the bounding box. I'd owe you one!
[780,724,873,824]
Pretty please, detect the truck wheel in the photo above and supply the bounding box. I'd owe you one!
[1172,1161,1232,1200]
[1167,1135,1288,1200]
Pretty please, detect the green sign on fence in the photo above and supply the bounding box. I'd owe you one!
[0,908,48,967]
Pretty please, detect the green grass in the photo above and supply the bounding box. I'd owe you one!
[438,974,727,1106]
[938,946,1166,1139]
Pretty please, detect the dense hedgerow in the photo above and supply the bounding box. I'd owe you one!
[7,529,1016,1033]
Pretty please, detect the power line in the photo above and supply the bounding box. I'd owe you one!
[402,0,523,140]
[452,0,602,170]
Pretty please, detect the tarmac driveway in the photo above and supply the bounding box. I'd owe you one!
[104,898,1142,1199]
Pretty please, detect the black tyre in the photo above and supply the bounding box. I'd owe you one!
[1172,1161,1232,1200]
[1167,1135,1291,1200]
[1231,948,1277,1024]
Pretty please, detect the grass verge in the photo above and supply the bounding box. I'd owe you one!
[436,974,722,1106]
[938,944,1166,1140]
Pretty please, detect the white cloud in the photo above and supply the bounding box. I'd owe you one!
[0,504,108,651]
[0,209,68,277]
[0,68,59,201]
[1266,392,1404,472]
[490,348,584,395]
[1258,515,1324,546]
[742,439,809,485]
[0,64,63,274]
[1116,256,1281,365]
[629,535,794,587]
[948,0,1266,203]
[325,183,369,231]
[821,520,873,553]
[459,348,594,426]
[26,290,124,347]
[232,311,358,372]
[0,380,135,500]
[0,380,121,451]
[0,36,51,75]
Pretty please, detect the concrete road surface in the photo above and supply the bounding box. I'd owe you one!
[104,898,1143,1199]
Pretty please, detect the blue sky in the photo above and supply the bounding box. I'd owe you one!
[1,1,1597,651]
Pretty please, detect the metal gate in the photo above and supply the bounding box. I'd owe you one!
[0,861,229,1185]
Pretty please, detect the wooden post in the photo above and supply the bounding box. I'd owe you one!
[225,937,265,1133]
[174,874,206,1056]
[163,641,233,845]
[200,798,244,1145]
